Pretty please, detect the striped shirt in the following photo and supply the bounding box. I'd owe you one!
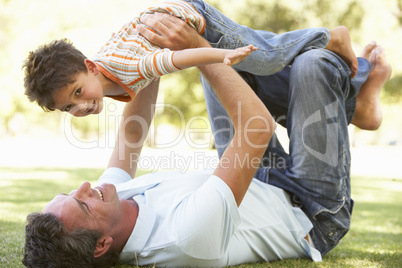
[93,0,206,102]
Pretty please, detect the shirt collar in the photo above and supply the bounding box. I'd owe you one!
[119,201,156,263]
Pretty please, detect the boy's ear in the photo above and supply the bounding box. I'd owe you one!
[84,59,99,75]
[94,236,113,258]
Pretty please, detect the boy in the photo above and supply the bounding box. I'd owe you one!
[24,39,255,117]
[23,0,357,117]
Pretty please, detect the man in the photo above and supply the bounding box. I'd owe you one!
[138,12,391,255]
[24,45,313,267]
[23,15,391,268]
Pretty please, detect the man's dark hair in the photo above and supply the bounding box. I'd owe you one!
[22,39,88,111]
[23,212,119,268]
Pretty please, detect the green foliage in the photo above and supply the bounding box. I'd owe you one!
[1,167,401,267]
[305,0,364,31]
[237,0,307,33]
[384,75,402,102]
[215,0,365,34]
[158,69,208,126]
[397,0,402,26]
[335,1,365,32]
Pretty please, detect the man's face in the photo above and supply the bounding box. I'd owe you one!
[43,182,122,233]
[53,70,104,117]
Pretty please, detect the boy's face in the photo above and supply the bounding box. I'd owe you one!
[53,62,104,117]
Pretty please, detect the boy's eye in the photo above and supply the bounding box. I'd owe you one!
[75,88,81,96]
[65,104,72,112]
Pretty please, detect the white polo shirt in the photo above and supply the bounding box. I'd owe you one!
[97,168,321,267]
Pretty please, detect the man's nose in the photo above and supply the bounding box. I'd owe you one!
[74,182,93,198]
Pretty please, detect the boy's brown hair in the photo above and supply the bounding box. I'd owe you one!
[23,39,87,111]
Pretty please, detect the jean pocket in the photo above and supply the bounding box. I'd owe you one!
[314,205,352,243]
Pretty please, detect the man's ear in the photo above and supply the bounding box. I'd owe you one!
[94,236,113,258]
[84,59,99,75]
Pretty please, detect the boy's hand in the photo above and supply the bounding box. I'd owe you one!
[224,45,257,66]
[138,12,208,50]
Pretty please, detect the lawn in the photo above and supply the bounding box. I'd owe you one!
[0,166,401,268]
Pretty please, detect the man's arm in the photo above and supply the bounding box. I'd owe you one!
[140,13,275,206]
[139,14,256,68]
[107,79,159,177]
[137,13,203,50]
[199,63,275,206]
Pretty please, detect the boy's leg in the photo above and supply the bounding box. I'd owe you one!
[187,0,330,75]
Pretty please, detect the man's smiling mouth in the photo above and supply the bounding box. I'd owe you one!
[95,188,104,201]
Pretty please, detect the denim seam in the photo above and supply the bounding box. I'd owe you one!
[312,196,346,220]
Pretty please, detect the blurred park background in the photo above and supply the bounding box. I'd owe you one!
[0,0,402,177]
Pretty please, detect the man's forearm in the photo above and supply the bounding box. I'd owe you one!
[107,79,160,177]
[198,63,275,206]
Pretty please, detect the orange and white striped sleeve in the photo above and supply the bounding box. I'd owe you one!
[138,49,181,81]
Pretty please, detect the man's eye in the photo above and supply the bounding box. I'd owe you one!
[75,88,81,96]
[82,202,91,212]
[64,104,72,112]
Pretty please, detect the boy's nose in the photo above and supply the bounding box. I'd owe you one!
[69,102,92,115]
[76,101,91,110]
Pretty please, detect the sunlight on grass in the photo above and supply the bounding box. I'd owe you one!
[0,168,401,267]
[0,170,71,180]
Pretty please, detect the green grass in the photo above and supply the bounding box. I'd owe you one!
[1,167,401,268]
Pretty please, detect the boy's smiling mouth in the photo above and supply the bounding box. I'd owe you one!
[86,100,96,114]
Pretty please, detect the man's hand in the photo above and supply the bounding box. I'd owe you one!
[137,12,208,50]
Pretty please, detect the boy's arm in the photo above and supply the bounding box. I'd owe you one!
[107,79,159,178]
[172,45,256,69]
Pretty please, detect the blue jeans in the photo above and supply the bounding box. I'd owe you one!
[201,49,371,255]
[186,0,330,75]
